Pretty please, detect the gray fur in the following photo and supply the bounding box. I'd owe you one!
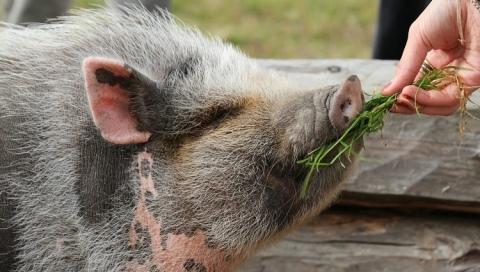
[0,7,359,271]
[107,0,170,12]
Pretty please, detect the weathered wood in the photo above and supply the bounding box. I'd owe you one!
[261,59,480,213]
[339,191,480,215]
[344,110,480,212]
[260,59,480,107]
[240,207,480,272]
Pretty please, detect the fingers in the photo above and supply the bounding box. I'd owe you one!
[425,49,462,69]
[391,103,416,115]
[382,25,431,96]
[401,84,460,108]
[390,84,460,116]
[401,49,461,84]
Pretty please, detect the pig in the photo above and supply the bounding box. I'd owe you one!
[0,7,364,272]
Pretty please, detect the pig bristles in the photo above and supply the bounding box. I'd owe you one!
[0,7,297,271]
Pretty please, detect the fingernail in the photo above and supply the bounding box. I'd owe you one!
[398,98,416,110]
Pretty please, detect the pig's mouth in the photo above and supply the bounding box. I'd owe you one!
[310,91,364,153]
[323,91,334,114]
[321,91,342,138]
[275,75,364,178]
[295,76,365,177]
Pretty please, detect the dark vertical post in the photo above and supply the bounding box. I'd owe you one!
[373,0,431,60]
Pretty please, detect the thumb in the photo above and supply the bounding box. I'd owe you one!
[382,28,431,96]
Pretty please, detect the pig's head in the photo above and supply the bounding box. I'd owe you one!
[82,56,363,269]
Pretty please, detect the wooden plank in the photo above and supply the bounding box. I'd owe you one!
[338,191,480,215]
[259,59,480,107]
[240,207,480,272]
[260,59,480,211]
[345,110,480,208]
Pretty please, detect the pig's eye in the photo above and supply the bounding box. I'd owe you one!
[200,102,244,130]
[211,108,232,122]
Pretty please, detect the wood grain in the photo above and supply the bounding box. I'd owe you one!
[240,207,480,272]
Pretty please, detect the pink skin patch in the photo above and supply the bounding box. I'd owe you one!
[83,57,151,145]
[127,151,231,272]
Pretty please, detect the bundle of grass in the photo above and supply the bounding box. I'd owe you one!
[416,61,470,136]
[298,62,468,198]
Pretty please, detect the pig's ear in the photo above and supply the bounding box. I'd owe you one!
[82,57,153,145]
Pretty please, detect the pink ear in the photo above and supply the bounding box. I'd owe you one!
[83,57,152,144]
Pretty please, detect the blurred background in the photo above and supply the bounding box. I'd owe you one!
[0,0,376,58]
[2,0,433,60]
[73,0,378,59]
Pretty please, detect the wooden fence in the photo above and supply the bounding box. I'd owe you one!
[240,60,480,272]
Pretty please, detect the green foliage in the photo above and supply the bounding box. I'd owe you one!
[74,0,104,8]
[172,0,377,58]
[72,0,378,58]
[297,94,396,198]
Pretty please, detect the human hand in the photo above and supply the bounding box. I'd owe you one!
[382,0,480,115]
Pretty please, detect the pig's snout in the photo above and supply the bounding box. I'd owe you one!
[328,75,364,131]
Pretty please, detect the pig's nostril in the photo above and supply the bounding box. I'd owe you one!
[340,99,352,113]
[347,75,358,82]
[327,74,363,131]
